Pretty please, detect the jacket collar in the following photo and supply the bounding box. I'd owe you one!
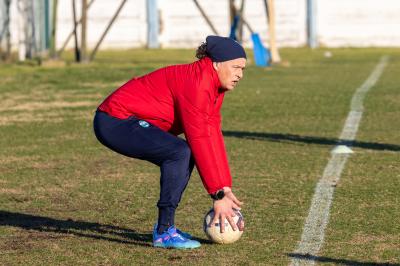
[203,57,222,91]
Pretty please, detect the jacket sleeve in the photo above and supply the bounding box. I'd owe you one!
[175,77,231,194]
[209,109,232,189]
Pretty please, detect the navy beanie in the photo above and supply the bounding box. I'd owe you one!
[205,35,247,62]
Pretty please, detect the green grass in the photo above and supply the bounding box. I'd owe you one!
[0,48,399,265]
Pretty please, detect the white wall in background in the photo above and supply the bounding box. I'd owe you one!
[56,0,147,49]
[7,0,400,52]
[317,0,400,47]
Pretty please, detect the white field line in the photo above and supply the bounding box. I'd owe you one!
[290,56,389,266]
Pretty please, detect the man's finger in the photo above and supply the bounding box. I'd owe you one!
[232,203,241,211]
[230,194,243,206]
[220,215,226,233]
[210,212,219,227]
[226,215,237,231]
[238,219,245,231]
[233,198,244,206]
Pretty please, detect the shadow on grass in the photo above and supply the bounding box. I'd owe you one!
[0,210,213,247]
[0,210,154,247]
[287,253,400,266]
[223,131,400,152]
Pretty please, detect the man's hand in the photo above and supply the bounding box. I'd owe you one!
[210,187,244,233]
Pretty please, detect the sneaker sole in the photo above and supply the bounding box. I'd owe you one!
[153,243,201,249]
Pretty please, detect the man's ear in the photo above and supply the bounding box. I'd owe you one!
[212,62,219,71]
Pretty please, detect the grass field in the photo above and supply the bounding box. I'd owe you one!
[0,48,399,265]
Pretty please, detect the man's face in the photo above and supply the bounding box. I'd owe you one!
[213,58,246,91]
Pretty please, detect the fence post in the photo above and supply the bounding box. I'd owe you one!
[307,0,318,48]
[147,0,159,48]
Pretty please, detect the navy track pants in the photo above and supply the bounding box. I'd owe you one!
[93,110,194,229]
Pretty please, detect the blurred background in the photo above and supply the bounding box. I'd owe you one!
[1,0,399,62]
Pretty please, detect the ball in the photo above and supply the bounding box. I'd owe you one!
[203,208,244,244]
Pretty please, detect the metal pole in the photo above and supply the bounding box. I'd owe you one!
[242,17,254,34]
[44,0,50,50]
[89,0,128,61]
[81,0,88,61]
[17,0,26,61]
[57,0,95,56]
[72,0,80,62]
[264,0,281,63]
[237,0,245,43]
[147,0,159,48]
[49,0,58,59]
[192,0,219,35]
[0,0,12,60]
[33,0,45,55]
[28,0,36,58]
[307,0,318,48]
[229,0,235,26]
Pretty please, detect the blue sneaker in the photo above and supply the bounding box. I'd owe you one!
[153,223,193,239]
[153,225,201,249]
[176,228,193,239]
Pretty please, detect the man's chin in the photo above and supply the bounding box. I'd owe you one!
[219,86,233,92]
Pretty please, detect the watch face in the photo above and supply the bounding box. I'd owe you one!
[217,190,225,199]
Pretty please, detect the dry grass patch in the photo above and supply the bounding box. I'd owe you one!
[81,81,127,89]
[0,109,94,126]
[0,76,15,85]
[0,155,40,164]
[1,101,97,112]
[350,233,399,245]
[0,188,24,195]
[1,86,101,111]
[0,230,67,253]
[0,85,100,125]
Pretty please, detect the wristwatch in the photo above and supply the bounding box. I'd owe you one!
[210,189,225,200]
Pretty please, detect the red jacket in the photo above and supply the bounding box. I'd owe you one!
[98,57,231,194]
